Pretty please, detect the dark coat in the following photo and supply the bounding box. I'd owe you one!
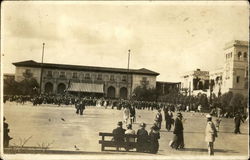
[149,130,160,154]
[173,117,183,134]
[112,127,126,144]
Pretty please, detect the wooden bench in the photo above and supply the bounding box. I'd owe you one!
[99,132,138,152]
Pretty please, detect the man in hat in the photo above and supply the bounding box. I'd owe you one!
[205,114,217,155]
[171,112,184,150]
[112,121,126,147]
[136,123,149,152]
[155,109,163,130]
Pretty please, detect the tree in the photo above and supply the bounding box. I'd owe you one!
[230,93,244,114]
[132,86,158,101]
[220,91,233,112]
[4,78,21,95]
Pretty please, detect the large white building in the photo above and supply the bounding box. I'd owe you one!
[181,40,248,97]
[211,40,248,97]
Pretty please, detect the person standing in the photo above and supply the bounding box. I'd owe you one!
[129,105,136,124]
[79,100,86,115]
[165,109,173,131]
[205,114,217,156]
[234,112,244,134]
[4,117,13,147]
[155,109,162,130]
[171,113,184,150]
[149,125,160,154]
[137,123,149,152]
[123,106,130,125]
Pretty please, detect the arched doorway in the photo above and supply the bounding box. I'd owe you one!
[44,82,53,93]
[120,87,128,99]
[107,86,115,98]
[57,83,66,94]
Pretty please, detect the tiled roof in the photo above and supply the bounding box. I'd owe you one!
[13,60,159,76]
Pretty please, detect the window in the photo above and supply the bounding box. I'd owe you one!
[60,72,66,78]
[244,52,247,59]
[85,73,90,79]
[72,72,77,79]
[142,77,147,81]
[97,74,102,80]
[236,76,240,83]
[25,69,31,74]
[122,75,127,82]
[47,71,53,77]
[110,75,115,81]
[238,52,242,60]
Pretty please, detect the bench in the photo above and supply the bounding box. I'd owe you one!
[99,132,138,152]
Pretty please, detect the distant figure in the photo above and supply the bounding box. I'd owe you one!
[234,112,244,134]
[215,117,222,132]
[123,106,130,125]
[129,106,136,124]
[171,113,184,150]
[112,121,126,150]
[79,100,86,115]
[205,114,217,156]
[197,105,202,112]
[155,109,162,130]
[149,125,160,154]
[4,117,13,147]
[165,109,173,131]
[137,123,149,152]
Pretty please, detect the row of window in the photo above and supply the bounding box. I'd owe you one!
[46,71,128,82]
[226,51,248,60]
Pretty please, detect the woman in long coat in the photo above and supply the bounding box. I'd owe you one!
[149,125,160,154]
[205,114,217,155]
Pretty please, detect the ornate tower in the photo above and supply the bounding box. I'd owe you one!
[222,40,248,96]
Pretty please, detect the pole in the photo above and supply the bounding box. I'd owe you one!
[127,49,131,99]
[39,43,45,95]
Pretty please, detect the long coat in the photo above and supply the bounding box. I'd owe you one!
[205,121,217,142]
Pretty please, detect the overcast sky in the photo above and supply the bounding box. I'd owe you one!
[1,1,248,82]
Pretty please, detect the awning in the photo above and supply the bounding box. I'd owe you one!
[67,83,104,93]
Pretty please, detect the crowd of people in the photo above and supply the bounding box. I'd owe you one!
[3,94,248,155]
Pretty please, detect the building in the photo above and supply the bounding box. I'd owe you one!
[180,69,210,95]
[13,60,159,99]
[210,40,248,97]
[156,81,181,95]
[181,40,248,97]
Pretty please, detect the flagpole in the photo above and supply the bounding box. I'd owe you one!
[39,43,45,95]
[127,49,131,99]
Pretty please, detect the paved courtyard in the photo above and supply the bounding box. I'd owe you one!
[3,102,249,156]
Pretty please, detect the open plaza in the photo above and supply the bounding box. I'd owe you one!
[4,102,248,156]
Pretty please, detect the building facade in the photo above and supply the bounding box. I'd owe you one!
[180,69,210,95]
[156,81,181,95]
[181,40,248,97]
[210,40,248,97]
[13,60,159,99]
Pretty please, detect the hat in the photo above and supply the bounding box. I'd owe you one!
[117,121,123,126]
[177,112,182,117]
[127,124,132,129]
[140,123,146,127]
[206,114,212,118]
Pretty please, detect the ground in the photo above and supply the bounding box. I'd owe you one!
[3,102,249,156]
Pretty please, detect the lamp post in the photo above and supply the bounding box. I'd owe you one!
[39,43,45,95]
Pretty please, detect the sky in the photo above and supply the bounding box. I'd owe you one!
[1,1,249,82]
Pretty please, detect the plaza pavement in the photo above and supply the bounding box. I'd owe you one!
[3,102,249,157]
